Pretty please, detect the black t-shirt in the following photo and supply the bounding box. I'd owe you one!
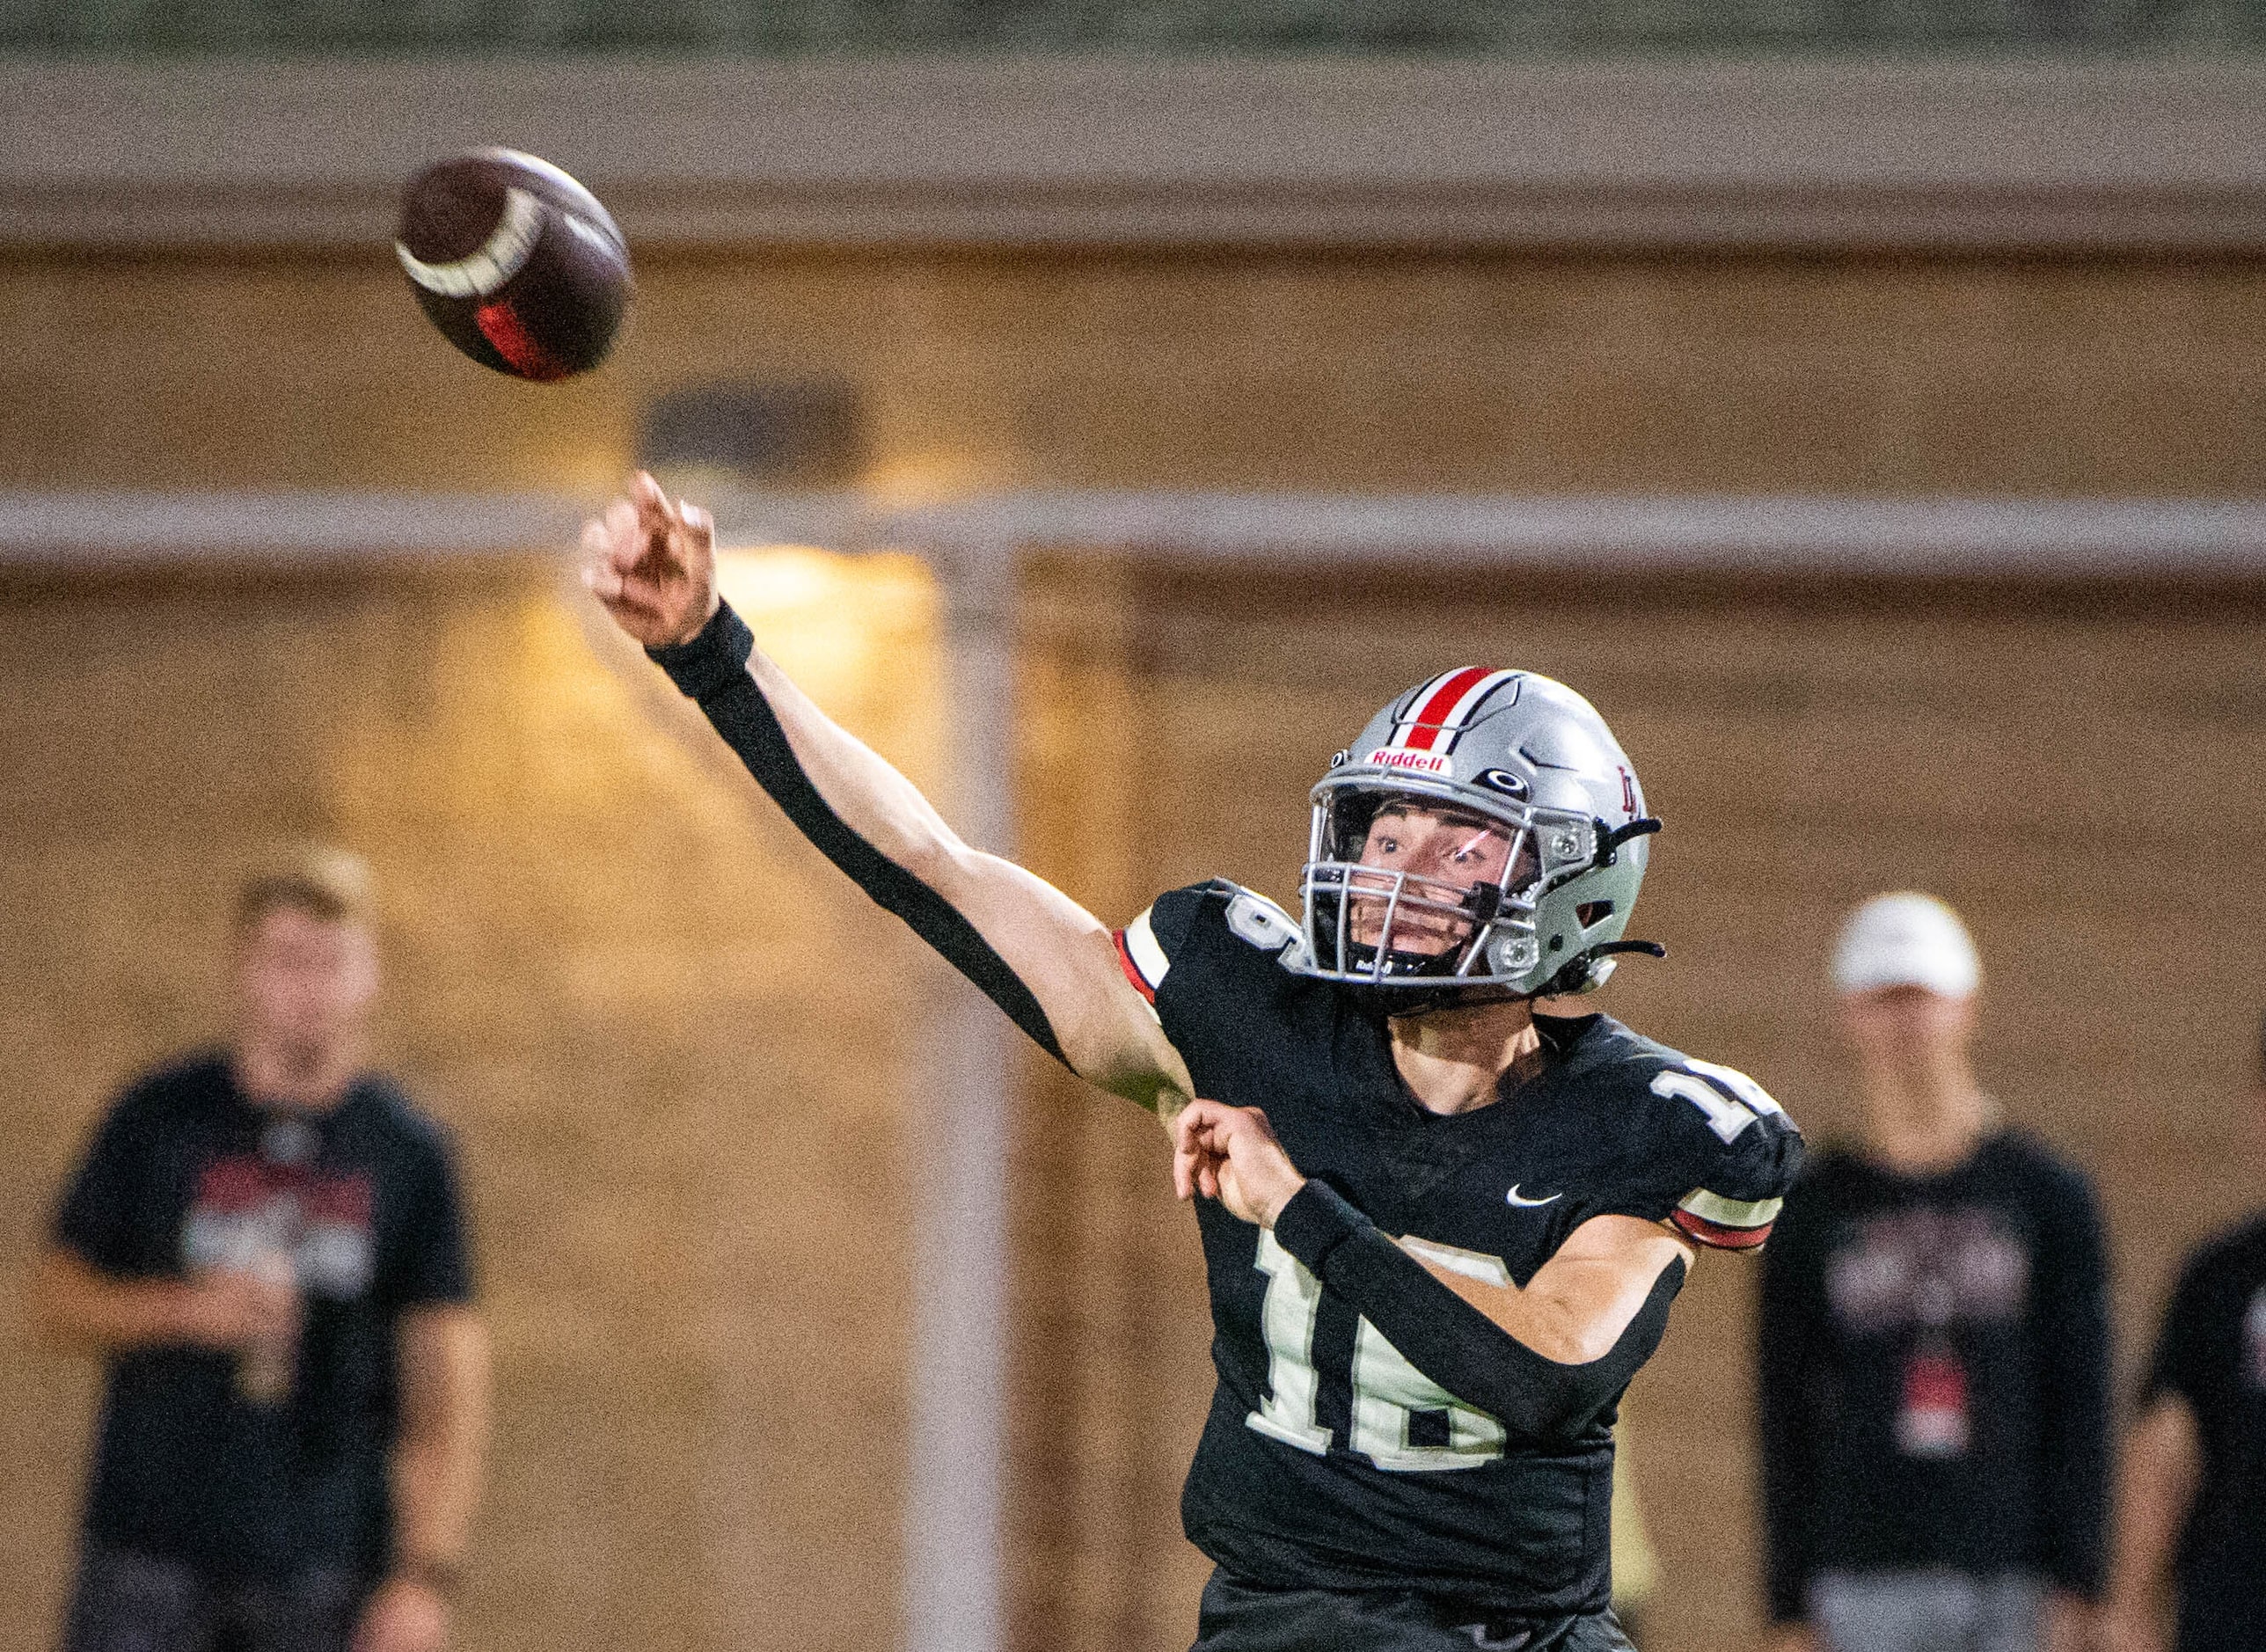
[51,1053,474,1580]
[1755,1133,2111,1621]
[1116,881,1804,1616]
[2143,1213,2266,1652]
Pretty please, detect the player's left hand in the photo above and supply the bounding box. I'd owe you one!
[353,1576,451,1652]
[1173,1100,1307,1228]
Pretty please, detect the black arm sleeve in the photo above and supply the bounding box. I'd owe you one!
[2030,1166,2112,1598]
[1271,1181,1685,1443]
[1755,1185,1823,1624]
[648,601,1066,1066]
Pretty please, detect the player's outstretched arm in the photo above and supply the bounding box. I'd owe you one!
[1176,1100,1693,1439]
[583,475,1192,1118]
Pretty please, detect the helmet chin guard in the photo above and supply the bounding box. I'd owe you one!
[1288,668,1660,1003]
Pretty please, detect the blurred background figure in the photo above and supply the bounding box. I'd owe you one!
[2103,1014,2266,1652]
[23,849,489,1652]
[1756,893,2109,1652]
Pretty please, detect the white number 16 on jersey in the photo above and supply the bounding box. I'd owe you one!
[1247,1230,1509,1473]
[1648,1058,1785,1144]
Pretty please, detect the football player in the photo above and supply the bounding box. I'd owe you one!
[584,476,1803,1652]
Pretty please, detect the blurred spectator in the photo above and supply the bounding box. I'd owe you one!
[1757,893,2109,1652]
[2102,1015,2266,1652]
[24,849,488,1652]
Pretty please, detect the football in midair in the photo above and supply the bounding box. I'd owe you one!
[396,149,631,382]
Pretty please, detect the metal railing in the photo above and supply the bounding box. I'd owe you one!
[2,0,2262,54]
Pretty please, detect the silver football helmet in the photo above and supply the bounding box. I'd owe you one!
[1290,668,1661,1003]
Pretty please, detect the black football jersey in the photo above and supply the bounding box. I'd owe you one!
[1115,881,1804,1614]
[2145,1214,2266,1651]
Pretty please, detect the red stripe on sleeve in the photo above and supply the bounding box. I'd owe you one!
[1113,929,1158,1003]
[1669,1208,1774,1251]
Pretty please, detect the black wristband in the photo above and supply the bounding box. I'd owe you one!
[646,599,754,704]
[1271,1181,1371,1276]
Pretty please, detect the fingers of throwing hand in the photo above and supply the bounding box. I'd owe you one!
[632,471,684,560]
[599,496,645,574]
[680,499,714,551]
[580,520,625,600]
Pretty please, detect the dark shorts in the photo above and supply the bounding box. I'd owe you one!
[62,1549,368,1652]
[1193,1569,1638,1652]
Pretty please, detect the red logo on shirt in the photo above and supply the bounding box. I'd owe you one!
[1897,1346,1971,1458]
[182,1157,376,1298]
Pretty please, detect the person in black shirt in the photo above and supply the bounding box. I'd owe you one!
[585,476,1804,1649]
[1758,893,2109,1652]
[2103,1017,2266,1652]
[26,850,489,1652]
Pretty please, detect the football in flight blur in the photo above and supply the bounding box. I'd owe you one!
[395,148,631,382]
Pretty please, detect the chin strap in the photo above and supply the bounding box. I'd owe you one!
[1595,939,1667,961]
[1597,815,1663,863]
[1541,937,1667,998]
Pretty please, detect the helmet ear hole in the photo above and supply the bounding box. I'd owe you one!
[1577,900,1615,928]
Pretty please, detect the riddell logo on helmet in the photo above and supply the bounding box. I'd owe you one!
[1369,749,1452,776]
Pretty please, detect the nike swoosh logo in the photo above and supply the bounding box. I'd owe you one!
[1506,1185,1561,1208]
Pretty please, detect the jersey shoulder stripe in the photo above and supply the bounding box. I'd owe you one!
[1113,880,1302,1004]
[1669,1188,1784,1250]
[1115,907,1170,1002]
[1551,1016,1804,1252]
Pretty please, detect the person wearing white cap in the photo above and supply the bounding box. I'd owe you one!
[1756,893,2110,1652]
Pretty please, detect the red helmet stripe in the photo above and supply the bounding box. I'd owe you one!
[1393,668,1517,753]
[1398,667,1489,751]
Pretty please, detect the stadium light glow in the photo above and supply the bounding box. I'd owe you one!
[712,544,938,709]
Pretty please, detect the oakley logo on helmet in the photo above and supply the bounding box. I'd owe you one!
[1328,749,1351,769]
[1370,749,1452,776]
[1474,769,1531,800]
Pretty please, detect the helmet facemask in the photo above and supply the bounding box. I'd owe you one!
[1301,782,1571,990]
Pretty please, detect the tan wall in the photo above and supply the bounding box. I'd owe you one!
[4,558,2263,1652]
[4,246,2266,496]
[0,555,946,1652]
[5,237,2266,1652]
